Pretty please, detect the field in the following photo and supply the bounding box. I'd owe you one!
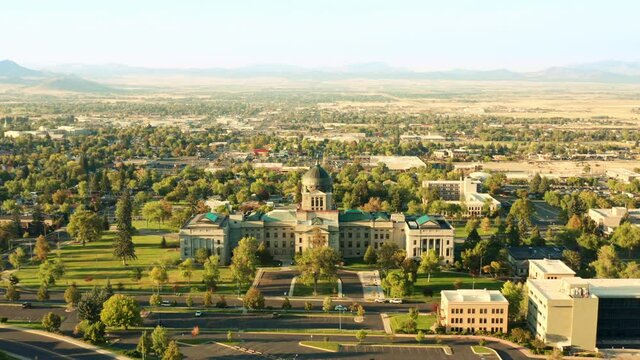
[14,221,238,294]
[408,271,504,301]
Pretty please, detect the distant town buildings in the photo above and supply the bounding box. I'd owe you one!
[440,289,509,334]
[606,168,640,183]
[365,155,427,171]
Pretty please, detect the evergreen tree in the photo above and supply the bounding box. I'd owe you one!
[115,190,133,235]
[113,229,137,266]
[31,205,46,236]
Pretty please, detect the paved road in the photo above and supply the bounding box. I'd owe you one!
[257,269,297,297]
[0,327,116,360]
[339,271,364,298]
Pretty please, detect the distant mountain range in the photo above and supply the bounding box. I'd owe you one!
[1,59,640,94]
[0,60,115,93]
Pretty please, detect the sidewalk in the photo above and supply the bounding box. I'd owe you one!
[0,324,129,359]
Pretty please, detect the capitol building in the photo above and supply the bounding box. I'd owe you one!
[179,163,455,264]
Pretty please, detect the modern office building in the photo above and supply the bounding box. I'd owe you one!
[527,276,640,351]
[180,163,455,264]
[422,177,500,217]
[440,289,509,334]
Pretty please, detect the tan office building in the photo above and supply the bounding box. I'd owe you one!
[440,289,509,334]
[527,277,640,351]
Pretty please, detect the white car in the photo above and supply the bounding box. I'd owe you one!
[195,311,202,317]
[374,298,387,303]
[389,298,403,304]
[334,305,348,311]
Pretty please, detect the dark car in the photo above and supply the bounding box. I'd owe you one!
[21,302,32,309]
[271,312,280,318]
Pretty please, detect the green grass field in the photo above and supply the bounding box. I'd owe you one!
[300,341,340,352]
[408,271,504,301]
[14,220,238,294]
[472,345,494,354]
[292,279,339,297]
[389,313,436,333]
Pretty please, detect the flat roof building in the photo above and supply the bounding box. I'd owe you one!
[529,259,576,280]
[440,289,509,334]
[588,207,640,235]
[507,246,565,277]
[527,277,640,352]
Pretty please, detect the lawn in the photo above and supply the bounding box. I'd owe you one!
[389,313,436,333]
[341,257,376,271]
[472,345,494,354]
[14,221,238,294]
[292,279,339,297]
[408,271,504,301]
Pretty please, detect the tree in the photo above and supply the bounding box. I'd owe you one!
[295,246,340,296]
[243,288,265,310]
[376,242,404,274]
[611,222,640,257]
[115,190,133,235]
[480,217,492,233]
[194,248,209,264]
[416,330,425,343]
[163,340,183,360]
[510,328,532,344]
[566,214,583,230]
[150,294,162,306]
[202,255,220,290]
[230,237,259,290]
[363,245,377,264]
[562,250,581,272]
[509,198,534,227]
[64,282,81,310]
[356,329,367,343]
[67,207,102,246]
[322,296,333,312]
[78,287,111,324]
[590,245,622,278]
[137,331,152,359]
[419,249,441,282]
[381,270,411,298]
[31,205,46,236]
[185,294,194,307]
[282,297,292,310]
[100,294,142,330]
[621,261,640,278]
[142,201,172,228]
[42,312,61,332]
[4,282,19,301]
[203,291,213,307]
[37,284,49,301]
[178,258,194,285]
[465,228,481,250]
[83,321,106,344]
[547,348,564,360]
[8,247,26,270]
[149,266,169,293]
[151,325,169,355]
[304,301,313,311]
[37,259,65,286]
[501,281,527,322]
[34,235,50,262]
[113,229,136,266]
[256,241,273,265]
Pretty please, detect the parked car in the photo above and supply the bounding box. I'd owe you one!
[389,298,403,304]
[334,305,348,311]
[195,311,202,317]
[161,300,173,307]
[21,302,32,309]
[374,298,387,303]
[271,312,280,318]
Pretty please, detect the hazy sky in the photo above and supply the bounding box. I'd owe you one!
[1,0,638,71]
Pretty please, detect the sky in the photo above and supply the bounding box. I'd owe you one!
[1,0,638,71]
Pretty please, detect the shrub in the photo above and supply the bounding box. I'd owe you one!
[400,318,417,333]
[0,317,7,323]
[42,312,61,333]
[281,297,292,310]
[149,294,162,306]
[243,288,265,310]
[304,301,313,311]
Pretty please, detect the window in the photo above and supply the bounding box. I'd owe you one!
[266,241,270,248]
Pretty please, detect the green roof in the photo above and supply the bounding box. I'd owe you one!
[204,213,219,222]
[262,210,297,223]
[415,215,432,225]
[339,209,389,222]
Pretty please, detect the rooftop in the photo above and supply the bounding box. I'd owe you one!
[530,259,576,275]
[528,277,640,300]
[508,246,564,261]
[441,289,508,303]
[369,156,426,171]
